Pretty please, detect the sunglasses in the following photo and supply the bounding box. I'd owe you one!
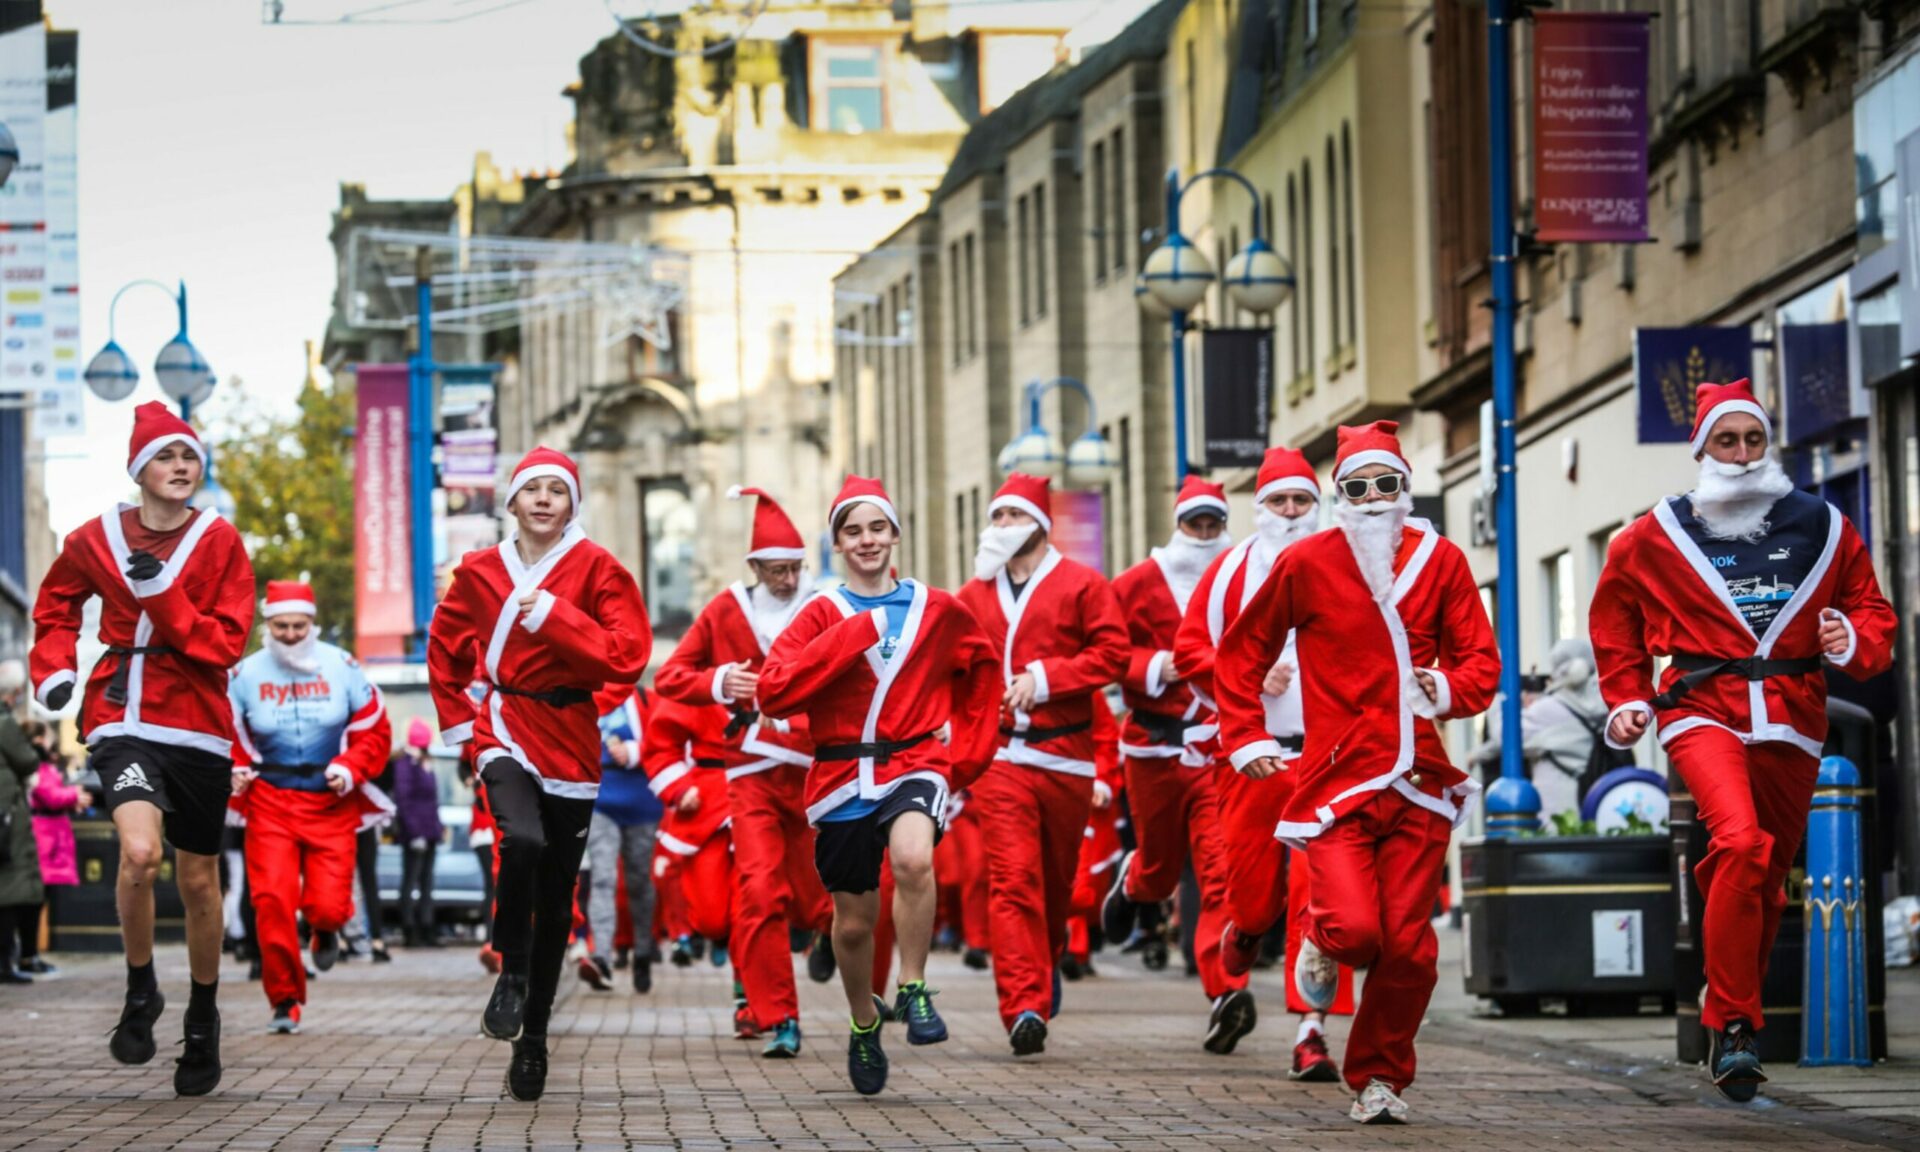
[1338,473,1404,501]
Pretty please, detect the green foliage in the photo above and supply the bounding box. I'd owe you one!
[1538,809,1661,838]
[213,376,357,647]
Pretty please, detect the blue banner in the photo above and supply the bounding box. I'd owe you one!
[1779,322,1853,445]
[1632,327,1754,444]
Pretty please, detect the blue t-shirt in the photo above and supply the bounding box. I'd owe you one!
[817,581,917,823]
[1673,489,1826,636]
[594,692,663,827]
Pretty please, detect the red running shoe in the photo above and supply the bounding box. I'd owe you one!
[1220,922,1263,979]
[734,1003,762,1040]
[1290,1030,1340,1082]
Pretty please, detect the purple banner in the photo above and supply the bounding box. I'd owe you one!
[1533,12,1651,244]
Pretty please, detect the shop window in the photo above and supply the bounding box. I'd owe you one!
[1543,549,1575,646]
[815,43,885,134]
[640,478,696,639]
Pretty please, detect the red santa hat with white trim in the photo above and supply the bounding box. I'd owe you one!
[506,446,583,522]
[127,401,208,481]
[987,473,1053,532]
[262,580,317,620]
[1689,378,1771,457]
[1333,420,1411,481]
[728,485,806,562]
[1255,446,1319,502]
[828,474,899,533]
[1173,474,1229,523]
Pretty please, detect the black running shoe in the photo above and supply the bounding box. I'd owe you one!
[108,989,165,1065]
[670,936,694,967]
[1710,1020,1766,1103]
[1203,988,1257,1055]
[311,929,340,973]
[808,932,837,984]
[632,957,653,994]
[483,973,529,1041]
[1009,1010,1047,1057]
[173,1012,222,1097]
[507,1034,549,1102]
[962,946,989,971]
[893,981,948,1046]
[269,1001,301,1035]
[1100,850,1140,945]
[847,1019,889,1096]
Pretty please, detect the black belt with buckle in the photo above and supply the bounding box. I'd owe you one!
[102,645,174,707]
[1275,735,1304,755]
[814,731,935,764]
[1651,653,1824,710]
[1132,713,1189,746]
[999,719,1093,744]
[258,762,333,793]
[494,683,595,708]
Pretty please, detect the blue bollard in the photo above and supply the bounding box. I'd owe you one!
[1802,755,1871,1067]
[1484,774,1542,837]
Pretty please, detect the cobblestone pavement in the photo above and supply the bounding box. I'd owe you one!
[1,937,1917,1151]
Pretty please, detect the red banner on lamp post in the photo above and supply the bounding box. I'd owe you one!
[1532,11,1652,243]
[354,364,414,656]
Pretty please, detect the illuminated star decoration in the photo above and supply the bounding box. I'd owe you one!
[598,273,686,351]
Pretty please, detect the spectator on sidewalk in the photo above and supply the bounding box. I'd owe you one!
[25,719,90,975]
[1468,639,1620,821]
[391,720,444,947]
[0,660,48,984]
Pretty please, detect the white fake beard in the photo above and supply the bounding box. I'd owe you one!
[267,632,320,675]
[749,574,814,641]
[974,523,1040,582]
[1249,506,1317,574]
[1691,455,1794,543]
[1333,490,1413,602]
[1152,529,1232,607]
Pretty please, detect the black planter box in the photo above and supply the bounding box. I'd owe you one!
[1461,834,1675,1016]
[48,817,187,954]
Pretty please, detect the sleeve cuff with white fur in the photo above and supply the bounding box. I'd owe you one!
[866,607,889,646]
[1824,611,1858,668]
[1603,700,1653,751]
[1425,668,1452,717]
[1144,650,1173,699]
[325,764,354,790]
[711,663,736,705]
[440,721,474,746]
[1229,738,1287,772]
[1026,660,1051,703]
[130,573,174,599]
[519,590,557,634]
[35,669,75,708]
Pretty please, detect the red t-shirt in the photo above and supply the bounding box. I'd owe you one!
[119,507,199,562]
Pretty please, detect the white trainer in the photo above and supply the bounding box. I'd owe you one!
[1349,1079,1409,1125]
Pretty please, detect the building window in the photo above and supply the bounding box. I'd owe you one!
[1111,127,1128,273]
[963,232,979,359]
[1301,160,1315,374]
[641,478,696,639]
[1185,38,1198,174]
[815,42,886,134]
[1017,193,1032,326]
[1326,137,1340,355]
[1118,415,1134,563]
[1286,175,1300,380]
[1092,139,1108,285]
[1034,181,1048,319]
[1342,123,1357,349]
[1544,549,1576,646]
[948,241,963,367]
[1306,0,1319,45]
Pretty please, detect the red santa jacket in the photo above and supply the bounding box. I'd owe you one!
[641,695,732,853]
[1590,494,1894,758]
[1111,556,1207,760]
[758,580,1000,824]
[1216,520,1498,844]
[954,548,1130,777]
[427,525,653,799]
[1173,535,1306,758]
[654,582,813,780]
[31,506,254,759]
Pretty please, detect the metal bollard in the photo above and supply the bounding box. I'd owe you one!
[1802,755,1871,1067]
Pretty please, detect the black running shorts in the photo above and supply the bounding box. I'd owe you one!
[91,736,234,857]
[812,778,944,895]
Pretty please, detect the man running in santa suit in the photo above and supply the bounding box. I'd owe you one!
[1173,447,1355,1082]
[1100,474,1253,1054]
[639,694,737,984]
[1591,380,1893,1102]
[31,402,255,1096]
[229,581,393,1035]
[956,473,1129,1058]
[1216,421,1498,1125]
[655,484,832,1059]
[758,475,1001,1095]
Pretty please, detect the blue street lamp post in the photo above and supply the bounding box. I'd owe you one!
[1481,0,1541,834]
[996,376,1120,486]
[409,258,436,657]
[1139,168,1295,481]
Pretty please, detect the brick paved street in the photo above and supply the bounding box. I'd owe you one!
[1,935,1917,1152]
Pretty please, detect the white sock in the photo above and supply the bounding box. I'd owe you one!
[1296,1018,1324,1045]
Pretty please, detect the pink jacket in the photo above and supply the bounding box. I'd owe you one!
[31,762,85,887]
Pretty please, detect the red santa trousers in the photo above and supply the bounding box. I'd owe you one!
[940,803,992,951]
[677,836,734,944]
[1305,787,1450,1093]
[975,761,1093,1029]
[730,770,832,1030]
[654,849,691,940]
[1666,726,1819,1032]
[1068,803,1122,961]
[1122,756,1245,1000]
[245,797,358,1010]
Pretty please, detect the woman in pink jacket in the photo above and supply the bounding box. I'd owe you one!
[25,721,91,974]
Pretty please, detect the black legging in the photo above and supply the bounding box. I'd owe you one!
[14,900,41,961]
[481,759,593,1037]
[356,827,385,942]
[474,845,496,940]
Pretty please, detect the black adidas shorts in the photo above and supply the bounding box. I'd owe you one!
[812,778,945,895]
[91,736,234,857]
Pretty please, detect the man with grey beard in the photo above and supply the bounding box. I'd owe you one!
[1591,378,1894,1104]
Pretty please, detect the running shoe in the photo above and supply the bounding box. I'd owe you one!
[1100,850,1141,944]
[962,947,989,971]
[1009,1010,1047,1057]
[893,981,948,1046]
[174,1011,223,1097]
[1349,1079,1409,1125]
[734,1002,762,1040]
[507,1034,548,1102]
[269,1001,301,1035]
[577,955,613,991]
[1290,1030,1340,1082]
[311,929,340,973]
[1220,921,1263,979]
[763,1016,802,1059]
[108,989,164,1065]
[847,1018,889,1096]
[807,932,837,983]
[1203,988,1257,1055]
[670,936,694,967]
[633,956,653,994]
[1292,935,1339,1013]
[1709,1020,1766,1103]
[710,943,729,968]
[483,973,529,1041]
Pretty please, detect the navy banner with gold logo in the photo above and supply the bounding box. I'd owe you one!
[1632,327,1754,444]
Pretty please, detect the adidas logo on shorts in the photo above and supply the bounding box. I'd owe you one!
[115,764,153,793]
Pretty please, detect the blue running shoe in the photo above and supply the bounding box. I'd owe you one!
[761,1016,801,1059]
[893,981,948,1046]
[848,1018,889,1095]
[1009,1010,1047,1057]
[1709,1020,1766,1103]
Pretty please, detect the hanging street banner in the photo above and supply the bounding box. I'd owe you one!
[1200,328,1272,469]
[354,365,415,656]
[40,28,81,436]
[1632,326,1755,443]
[0,6,48,402]
[1532,11,1652,244]
[1051,490,1107,576]
[1779,321,1855,445]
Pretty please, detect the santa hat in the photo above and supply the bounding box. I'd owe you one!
[1689,378,1771,456]
[728,485,806,562]
[262,580,317,619]
[828,475,899,533]
[987,473,1053,533]
[1173,474,1229,522]
[1255,446,1319,503]
[1333,420,1411,481]
[127,401,207,481]
[506,446,582,522]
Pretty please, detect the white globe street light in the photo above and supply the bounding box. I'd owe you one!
[88,280,215,419]
[996,378,1117,489]
[1133,271,1169,318]
[184,370,217,410]
[1222,237,1294,314]
[83,340,140,402]
[154,335,211,401]
[1065,430,1119,488]
[1139,232,1213,313]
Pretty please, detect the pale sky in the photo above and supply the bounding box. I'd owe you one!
[43,0,636,536]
